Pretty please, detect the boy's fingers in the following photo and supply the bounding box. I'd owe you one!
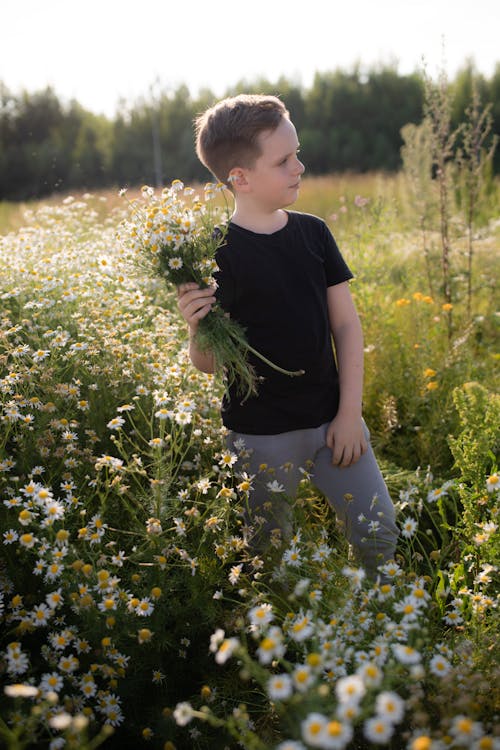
[177,282,198,296]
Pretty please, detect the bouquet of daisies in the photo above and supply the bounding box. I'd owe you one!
[123,180,303,401]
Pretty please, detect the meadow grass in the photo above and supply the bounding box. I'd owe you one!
[0,175,498,750]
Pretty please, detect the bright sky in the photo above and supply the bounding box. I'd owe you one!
[2,0,499,117]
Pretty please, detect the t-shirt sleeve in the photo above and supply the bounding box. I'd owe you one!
[321,222,354,286]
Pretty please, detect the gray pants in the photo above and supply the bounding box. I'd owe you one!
[227,421,399,577]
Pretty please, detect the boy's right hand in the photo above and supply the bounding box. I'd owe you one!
[177,282,216,333]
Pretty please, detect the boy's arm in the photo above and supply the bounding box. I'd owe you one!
[177,283,216,373]
[326,281,367,467]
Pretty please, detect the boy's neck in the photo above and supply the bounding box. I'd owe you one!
[231,207,288,235]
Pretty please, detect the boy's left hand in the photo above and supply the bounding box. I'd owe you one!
[326,414,367,468]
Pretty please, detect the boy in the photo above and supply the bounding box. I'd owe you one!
[178,94,398,577]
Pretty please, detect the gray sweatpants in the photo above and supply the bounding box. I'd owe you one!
[227,421,399,577]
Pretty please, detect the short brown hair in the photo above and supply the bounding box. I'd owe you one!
[194,94,289,184]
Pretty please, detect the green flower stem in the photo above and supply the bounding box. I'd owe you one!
[195,307,305,402]
[244,341,305,378]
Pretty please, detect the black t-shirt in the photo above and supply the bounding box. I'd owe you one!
[214,210,353,434]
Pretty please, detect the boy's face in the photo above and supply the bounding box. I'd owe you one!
[237,117,305,210]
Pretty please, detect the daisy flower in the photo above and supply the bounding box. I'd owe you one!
[267,673,293,701]
[375,691,405,724]
[364,716,394,744]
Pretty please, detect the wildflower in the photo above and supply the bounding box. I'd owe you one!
[49,713,73,731]
[342,566,366,588]
[107,416,125,430]
[429,653,451,676]
[204,516,222,531]
[301,713,328,747]
[219,451,238,468]
[267,673,293,701]
[135,598,154,616]
[283,544,302,567]
[146,518,162,535]
[3,529,19,544]
[392,644,421,665]
[19,532,36,548]
[486,473,499,493]
[379,561,403,579]
[152,670,165,684]
[173,517,186,536]
[229,564,243,585]
[409,737,433,750]
[375,691,405,723]
[335,674,366,704]
[31,603,52,627]
[137,628,153,644]
[450,715,483,744]
[215,637,239,664]
[322,719,354,749]
[196,477,211,493]
[443,609,463,626]
[4,683,39,698]
[58,654,79,673]
[276,742,307,750]
[80,674,97,697]
[267,480,285,493]
[102,707,124,727]
[293,664,314,692]
[312,543,333,562]
[40,672,63,694]
[357,661,382,687]
[401,517,418,538]
[256,627,286,664]
[473,737,500,750]
[248,603,273,629]
[289,611,314,642]
[173,701,194,726]
[364,716,394,743]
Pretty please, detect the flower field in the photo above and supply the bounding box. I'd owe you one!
[0,179,499,750]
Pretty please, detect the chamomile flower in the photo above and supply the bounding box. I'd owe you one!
[289,611,314,642]
[256,627,286,664]
[301,713,328,747]
[107,416,125,430]
[429,653,451,676]
[375,691,405,723]
[283,546,302,567]
[215,637,239,664]
[401,517,418,538]
[321,719,354,749]
[392,643,421,665]
[40,672,63,694]
[364,716,394,743]
[335,674,366,704]
[248,603,273,629]
[267,673,293,701]
[450,715,483,744]
[292,664,315,692]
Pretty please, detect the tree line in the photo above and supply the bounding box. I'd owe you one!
[1,62,499,201]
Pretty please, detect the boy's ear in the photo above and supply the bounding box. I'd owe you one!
[227,168,250,190]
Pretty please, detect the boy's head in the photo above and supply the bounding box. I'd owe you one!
[194,94,289,186]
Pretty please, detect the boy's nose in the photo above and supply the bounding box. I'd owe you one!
[294,158,305,175]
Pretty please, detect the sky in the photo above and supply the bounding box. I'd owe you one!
[2,0,499,118]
